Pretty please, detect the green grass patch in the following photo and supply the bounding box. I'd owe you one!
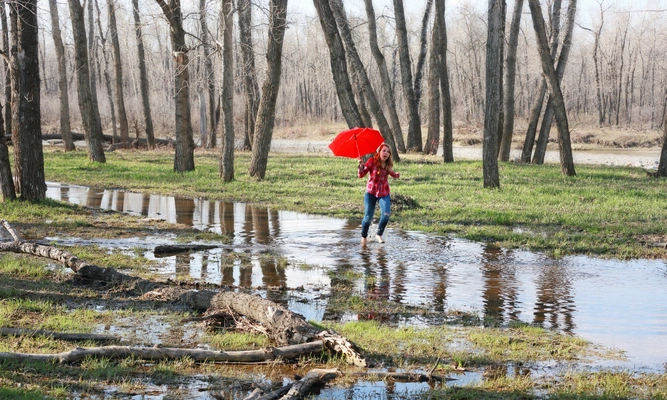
[19,148,665,259]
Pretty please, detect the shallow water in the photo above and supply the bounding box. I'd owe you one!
[45,182,667,378]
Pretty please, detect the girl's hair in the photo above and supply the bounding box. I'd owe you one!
[373,143,393,169]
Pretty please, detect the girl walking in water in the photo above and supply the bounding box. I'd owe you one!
[358,142,400,246]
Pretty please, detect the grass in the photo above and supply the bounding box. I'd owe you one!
[2,147,667,397]
[31,147,667,259]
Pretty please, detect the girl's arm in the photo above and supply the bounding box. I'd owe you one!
[388,168,400,179]
[358,158,370,178]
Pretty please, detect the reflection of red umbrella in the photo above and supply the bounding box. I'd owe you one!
[328,127,385,158]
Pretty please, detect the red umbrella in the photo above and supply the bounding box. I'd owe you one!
[328,127,385,158]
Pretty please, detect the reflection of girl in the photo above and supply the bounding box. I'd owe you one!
[357,143,400,246]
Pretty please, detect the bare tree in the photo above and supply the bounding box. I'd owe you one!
[199,0,216,149]
[0,5,9,141]
[657,92,667,176]
[527,0,575,176]
[414,0,434,108]
[219,0,234,182]
[313,0,363,129]
[483,0,504,188]
[532,0,577,165]
[68,0,106,163]
[48,0,74,151]
[9,0,46,201]
[424,16,441,156]
[155,0,195,172]
[329,0,400,160]
[238,0,259,151]
[248,0,288,180]
[108,0,129,143]
[0,107,14,201]
[95,0,118,143]
[394,0,422,152]
[436,0,453,162]
[498,0,523,162]
[132,0,155,149]
[363,0,405,152]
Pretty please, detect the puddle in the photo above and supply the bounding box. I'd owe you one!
[43,182,667,392]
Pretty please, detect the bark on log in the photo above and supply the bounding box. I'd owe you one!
[0,327,119,342]
[0,342,324,364]
[153,244,220,256]
[1,222,367,366]
[4,132,173,147]
[283,369,340,400]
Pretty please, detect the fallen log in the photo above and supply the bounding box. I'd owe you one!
[1,221,367,366]
[0,328,119,342]
[282,369,340,400]
[0,341,324,364]
[153,244,220,256]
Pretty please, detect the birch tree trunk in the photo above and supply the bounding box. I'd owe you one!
[68,0,106,163]
[498,0,523,162]
[363,0,405,153]
[108,0,129,143]
[527,0,575,176]
[154,0,195,172]
[248,0,288,180]
[9,0,46,201]
[48,0,75,151]
[219,0,234,182]
[394,0,423,152]
[313,0,362,129]
[132,0,155,149]
[483,0,504,189]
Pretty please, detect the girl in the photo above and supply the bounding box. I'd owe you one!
[358,143,400,245]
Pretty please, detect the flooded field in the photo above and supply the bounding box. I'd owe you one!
[36,181,667,397]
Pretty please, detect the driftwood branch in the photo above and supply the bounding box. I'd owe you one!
[0,342,324,364]
[0,328,119,342]
[1,222,367,366]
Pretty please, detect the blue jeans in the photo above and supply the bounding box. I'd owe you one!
[361,192,391,238]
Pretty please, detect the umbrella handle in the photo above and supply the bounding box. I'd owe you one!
[354,135,360,158]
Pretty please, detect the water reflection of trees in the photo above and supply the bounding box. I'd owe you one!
[481,245,520,326]
[533,262,575,332]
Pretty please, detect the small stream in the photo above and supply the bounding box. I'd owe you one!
[43,182,667,395]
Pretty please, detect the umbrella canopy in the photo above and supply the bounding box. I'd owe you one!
[328,127,385,158]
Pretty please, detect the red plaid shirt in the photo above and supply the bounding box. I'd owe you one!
[358,159,399,198]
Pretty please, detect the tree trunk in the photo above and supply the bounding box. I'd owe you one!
[9,0,46,201]
[527,0,575,176]
[95,0,118,144]
[154,0,195,172]
[199,0,216,149]
[132,0,155,149]
[532,0,577,165]
[363,0,405,153]
[238,0,259,151]
[413,0,434,109]
[219,0,234,182]
[248,0,288,180]
[0,109,15,201]
[437,0,453,163]
[48,0,75,152]
[394,0,422,152]
[483,0,504,189]
[0,5,10,143]
[499,0,523,162]
[424,19,440,156]
[313,0,363,129]
[108,0,129,143]
[330,0,400,161]
[657,91,667,176]
[68,0,106,163]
